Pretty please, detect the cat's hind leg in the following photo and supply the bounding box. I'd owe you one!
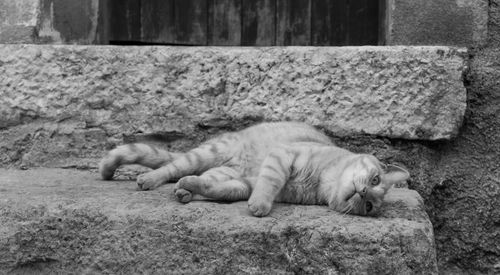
[136,138,235,190]
[99,143,181,180]
[174,166,252,203]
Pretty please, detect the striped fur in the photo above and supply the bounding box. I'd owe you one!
[99,122,409,217]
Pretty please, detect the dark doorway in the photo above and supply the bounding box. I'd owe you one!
[102,0,386,46]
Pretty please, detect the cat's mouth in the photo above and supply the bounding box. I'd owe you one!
[345,189,357,201]
[345,182,358,201]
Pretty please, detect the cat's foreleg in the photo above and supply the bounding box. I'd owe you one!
[248,148,296,217]
[99,143,181,180]
[174,166,251,203]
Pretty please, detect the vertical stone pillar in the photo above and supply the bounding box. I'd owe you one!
[0,0,40,43]
[0,0,101,44]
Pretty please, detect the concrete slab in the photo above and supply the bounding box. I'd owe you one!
[0,168,438,274]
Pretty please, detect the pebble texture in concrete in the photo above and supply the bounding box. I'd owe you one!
[0,168,438,274]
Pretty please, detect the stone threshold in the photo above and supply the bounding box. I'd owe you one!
[0,168,438,274]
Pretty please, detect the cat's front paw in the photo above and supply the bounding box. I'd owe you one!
[136,172,164,190]
[175,188,193,203]
[248,196,272,217]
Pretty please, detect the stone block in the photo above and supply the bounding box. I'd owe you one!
[489,0,500,46]
[0,0,100,44]
[0,168,438,274]
[0,45,465,138]
[0,0,39,43]
[0,45,467,167]
[37,0,100,44]
[388,0,488,46]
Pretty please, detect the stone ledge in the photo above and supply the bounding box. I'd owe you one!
[0,45,466,140]
[0,45,467,167]
[0,168,438,274]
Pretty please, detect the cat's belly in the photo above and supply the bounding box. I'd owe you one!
[275,179,325,205]
[228,142,270,177]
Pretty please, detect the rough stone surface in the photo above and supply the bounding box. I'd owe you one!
[334,4,500,273]
[37,0,100,44]
[0,2,497,274]
[389,0,489,46]
[326,47,500,274]
[0,0,100,44]
[0,168,437,274]
[489,0,500,47]
[0,45,466,168]
[426,47,500,273]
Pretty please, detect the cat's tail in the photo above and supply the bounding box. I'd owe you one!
[99,143,181,180]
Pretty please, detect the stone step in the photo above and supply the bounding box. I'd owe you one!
[0,168,438,274]
[0,45,466,168]
[0,45,466,140]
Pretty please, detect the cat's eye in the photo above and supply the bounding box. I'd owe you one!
[371,175,380,186]
[366,201,373,213]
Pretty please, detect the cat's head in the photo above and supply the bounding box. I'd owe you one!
[330,154,410,216]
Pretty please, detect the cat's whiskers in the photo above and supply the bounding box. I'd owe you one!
[341,202,353,216]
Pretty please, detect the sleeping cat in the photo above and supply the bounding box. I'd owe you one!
[99,122,409,217]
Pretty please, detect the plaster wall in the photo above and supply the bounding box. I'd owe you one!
[387,0,488,46]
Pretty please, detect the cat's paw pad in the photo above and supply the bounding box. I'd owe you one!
[248,197,272,217]
[136,172,163,190]
[175,188,193,203]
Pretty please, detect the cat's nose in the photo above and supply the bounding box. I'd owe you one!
[358,187,367,198]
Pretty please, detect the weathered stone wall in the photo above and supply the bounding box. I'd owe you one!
[326,47,500,273]
[490,0,500,47]
[388,0,489,46]
[427,47,500,272]
[0,45,466,169]
[337,3,500,271]
[0,0,39,43]
[0,0,101,44]
[37,0,100,44]
[421,2,500,272]
[345,47,500,274]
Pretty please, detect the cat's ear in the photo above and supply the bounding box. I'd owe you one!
[381,164,410,191]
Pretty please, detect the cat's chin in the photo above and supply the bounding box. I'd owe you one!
[328,195,355,214]
[329,193,372,216]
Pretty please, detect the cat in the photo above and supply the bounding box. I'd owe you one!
[99,122,409,217]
